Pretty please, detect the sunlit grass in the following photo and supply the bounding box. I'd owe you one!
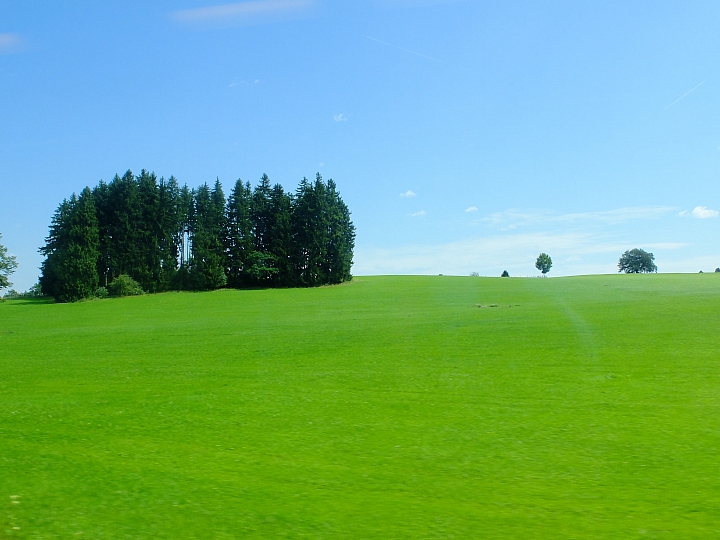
[1,274,719,538]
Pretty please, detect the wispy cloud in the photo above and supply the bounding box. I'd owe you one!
[333,113,347,122]
[228,77,259,87]
[665,79,706,109]
[373,0,468,8]
[0,33,23,55]
[172,0,315,26]
[363,35,442,63]
[482,206,675,229]
[465,206,478,212]
[691,206,718,219]
[410,210,427,217]
[400,190,416,197]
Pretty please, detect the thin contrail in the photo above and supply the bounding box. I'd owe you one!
[362,35,443,63]
[665,79,707,109]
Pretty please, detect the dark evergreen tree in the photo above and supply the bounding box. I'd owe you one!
[188,182,226,290]
[136,170,163,292]
[92,180,112,287]
[158,176,182,287]
[106,170,142,281]
[323,178,355,284]
[266,183,295,286]
[39,198,73,298]
[248,174,279,284]
[226,179,255,287]
[39,188,99,302]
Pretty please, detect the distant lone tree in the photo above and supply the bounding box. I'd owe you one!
[535,253,552,276]
[501,270,510,277]
[0,232,18,293]
[716,268,720,273]
[618,248,657,274]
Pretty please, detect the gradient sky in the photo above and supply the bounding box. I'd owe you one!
[1,0,719,291]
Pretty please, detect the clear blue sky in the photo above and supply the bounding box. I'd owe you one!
[1,0,718,290]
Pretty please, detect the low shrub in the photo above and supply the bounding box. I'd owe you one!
[108,275,144,297]
[501,270,510,277]
[95,286,109,299]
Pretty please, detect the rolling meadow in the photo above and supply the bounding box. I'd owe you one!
[1,274,719,538]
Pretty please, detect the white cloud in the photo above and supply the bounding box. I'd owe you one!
[465,206,478,212]
[691,206,718,219]
[333,113,347,122]
[400,190,416,197]
[0,33,23,55]
[678,210,688,217]
[172,0,315,26]
[410,210,426,217]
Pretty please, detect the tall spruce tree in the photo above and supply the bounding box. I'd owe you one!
[292,175,329,286]
[188,182,226,290]
[39,198,73,298]
[226,179,255,287]
[158,176,181,287]
[136,170,163,292]
[324,178,355,283]
[267,183,295,286]
[39,188,99,302]
[106,170,142,282]
[248,174,279,284]
[93,180,112,287]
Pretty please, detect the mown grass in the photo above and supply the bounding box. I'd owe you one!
[1,274,719,538]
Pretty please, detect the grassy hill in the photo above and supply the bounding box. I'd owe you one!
[1,274,719,538]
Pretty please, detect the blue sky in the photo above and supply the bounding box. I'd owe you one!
[1,0,719,290]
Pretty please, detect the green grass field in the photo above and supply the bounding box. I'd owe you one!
[1,274,719,538]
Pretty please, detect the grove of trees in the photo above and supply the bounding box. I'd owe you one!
[39,170,355,302]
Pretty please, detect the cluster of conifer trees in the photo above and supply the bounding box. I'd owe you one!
[39,170,355,302]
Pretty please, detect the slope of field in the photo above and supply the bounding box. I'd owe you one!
[1,275,719,538]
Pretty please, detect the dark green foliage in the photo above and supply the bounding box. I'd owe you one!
[40,170,355,300]
[39,188,100,302]
[293,174,355,286]
[535,253,552,275]
[107,274,144,297]
[715,268,719,273]
[188,181,227,290]
[0,232,18,291]
[226,180,255,287]
[95,286,109,299]
[501,270,510,277]
[618,248,657,274]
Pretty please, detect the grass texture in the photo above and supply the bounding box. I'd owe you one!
[1,274,719,538]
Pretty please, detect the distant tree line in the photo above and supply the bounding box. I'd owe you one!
[39,170,355,302]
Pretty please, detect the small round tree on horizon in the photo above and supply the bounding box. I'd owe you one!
[618,248,657,274]
[535,253,552,276]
